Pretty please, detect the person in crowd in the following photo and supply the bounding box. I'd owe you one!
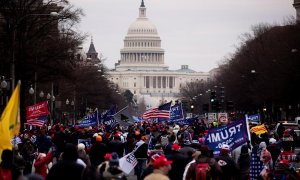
[19,138,36,175]
[52,125,66,158]
[166,143,189,180]
[182,126,193,146]
[98,152,126,180]
[160,130,169,149]
[46,143,84,180]
[33,146,55,178]
[216,144,238,180]
[275,135,298,170]
[144,155,172,180]
[237,144,250,180]
[164,134,176,156]
[133,131,148,180]
[0,149,21,180]
[182,151,201,180]
[267,138,281,169]
[274,160,299,180]
[140,153,162,180]
[77,143,91,167]
[259,148,273,179]
[108,133,125,158]
[184,145,222,180]
[276,123,285,139]
[89,135,108,168]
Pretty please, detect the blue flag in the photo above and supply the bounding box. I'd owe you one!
[246,114,260,124]
[170,117,198,125]
[170,103,184,121]
[79,112,97,127]
[158,101,172,111]
[204,118,249,155]
[102,105,118,132]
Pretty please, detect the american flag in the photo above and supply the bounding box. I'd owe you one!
[142,102,171,120]
[25,115,48,127]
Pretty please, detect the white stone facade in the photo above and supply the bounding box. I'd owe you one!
[107,1,209,108]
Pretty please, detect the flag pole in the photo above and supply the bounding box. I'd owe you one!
[113,105,129,116]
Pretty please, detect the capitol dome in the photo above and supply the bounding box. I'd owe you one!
[127,19,158,35]
[116,0,167,71]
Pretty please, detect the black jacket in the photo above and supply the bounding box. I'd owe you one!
[46,160,84,180]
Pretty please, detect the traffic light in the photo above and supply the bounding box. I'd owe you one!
[182,100,188,112]
[210,91,216,103]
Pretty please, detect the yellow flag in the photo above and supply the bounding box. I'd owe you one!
[250,124,267,135]
[0,81,21,158]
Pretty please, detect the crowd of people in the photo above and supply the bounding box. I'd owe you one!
[0,120,299,180]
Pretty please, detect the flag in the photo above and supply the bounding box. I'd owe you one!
[250,124,267,135]
[142,107,158,120]
[100,105,117,121]
[25,115,48,127]
[132,116,142,122]
[170,117,198,125]
[121,114,129,121]
[25,101,50,127]
[0,81,21,160]
[170,103,184,121]
[102,105,118,132]
[142,101,171,120]
[78,112,98,127]
[204,118,249,155]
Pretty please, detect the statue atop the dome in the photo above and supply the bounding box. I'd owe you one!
[141,0,145,7]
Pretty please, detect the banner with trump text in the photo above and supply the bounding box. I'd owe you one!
[204,118,249,155]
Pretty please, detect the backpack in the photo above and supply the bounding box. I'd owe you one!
[160,135,169,147]
[195,163,211,180]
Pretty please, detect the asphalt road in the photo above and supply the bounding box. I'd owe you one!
[126,170,137,180]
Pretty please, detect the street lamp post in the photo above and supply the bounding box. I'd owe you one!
[0,76,8,112]
[29,85,34,104]
[46,82,55,126]
[11,12,59,91]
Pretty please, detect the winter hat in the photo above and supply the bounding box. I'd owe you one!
[269,138,277,145]
[259,142,267,149]
[77,143,85,151]
[96,135,102,142]
[109,152,119,167]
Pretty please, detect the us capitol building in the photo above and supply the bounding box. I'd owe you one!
[88,0,211,108]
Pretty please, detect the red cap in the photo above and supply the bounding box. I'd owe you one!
[153,155,172,169]
[172,143,181,151]
[104,153,112,161]
[149,153,161,163]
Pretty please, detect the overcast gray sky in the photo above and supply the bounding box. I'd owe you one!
[71,0,295,72]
